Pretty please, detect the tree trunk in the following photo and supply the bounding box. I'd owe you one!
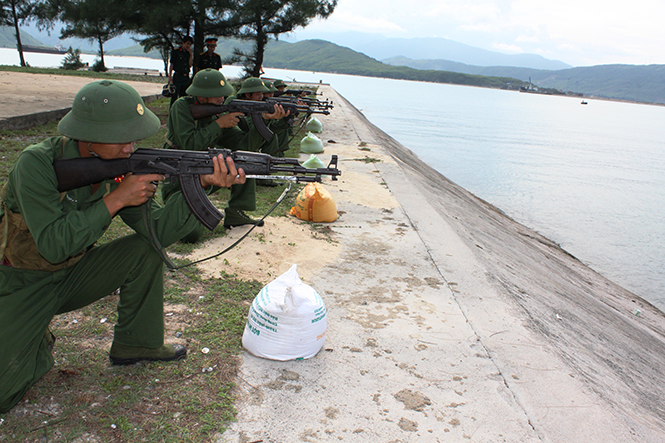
[252,14,265,78]
[160,33,171,77]
[98,36,106,69]
[194,18,204,62]
[11,4,26,67]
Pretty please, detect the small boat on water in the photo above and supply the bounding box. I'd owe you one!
[581,100,588,105]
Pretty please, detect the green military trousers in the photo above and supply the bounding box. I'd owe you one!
[0,234,164,413]
[229,178,256,212]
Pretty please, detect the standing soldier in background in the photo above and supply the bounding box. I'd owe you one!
[195,37,222,74]
[167,36,194,108]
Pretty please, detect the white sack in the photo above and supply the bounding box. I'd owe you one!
[242,264,327,361]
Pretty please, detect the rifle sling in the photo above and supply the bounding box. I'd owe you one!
[141,182,293,271]
[141,198,178,270]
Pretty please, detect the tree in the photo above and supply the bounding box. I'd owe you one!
[60,45,84,69]
[0,0,40,67]
[116,0,245,74]
[55,0,124,70]
[233,0,336,78]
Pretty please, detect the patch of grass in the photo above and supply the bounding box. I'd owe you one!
[0,260,261,442]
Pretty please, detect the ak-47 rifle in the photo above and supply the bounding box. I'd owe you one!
[189,99,330,141]
[53,148,341,230]
[274,89,322,97]
[266,96,334,113]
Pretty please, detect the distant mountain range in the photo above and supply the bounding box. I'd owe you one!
[383,56,665,104]
[0,26,49,49]
[3,26,665,104]
[283,31,573,70]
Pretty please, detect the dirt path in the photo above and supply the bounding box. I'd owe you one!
[0,71,160,119]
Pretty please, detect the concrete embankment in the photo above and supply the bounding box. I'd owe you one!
[220,85,665,442]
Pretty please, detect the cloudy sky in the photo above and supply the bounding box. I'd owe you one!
[288,0,664,67]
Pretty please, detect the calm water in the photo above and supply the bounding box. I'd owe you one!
[3,49,664,310]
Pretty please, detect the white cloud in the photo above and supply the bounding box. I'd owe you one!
[303,9,406,35]
[491,42,524,54]
[297,0,665,65]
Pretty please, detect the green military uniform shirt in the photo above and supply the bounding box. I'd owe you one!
[163,95,274,213]
[0,136,204,412]
[1,137,199,257]
[222,94,291,156]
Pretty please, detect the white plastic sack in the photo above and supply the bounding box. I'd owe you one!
[300,132,324,153]
[305,116,323,133]
[242,264,327,361]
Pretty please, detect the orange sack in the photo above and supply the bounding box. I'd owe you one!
[290,183,338,222]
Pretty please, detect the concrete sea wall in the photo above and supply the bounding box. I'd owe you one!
[222,85,665,442]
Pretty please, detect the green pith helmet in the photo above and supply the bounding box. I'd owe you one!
[236,77,270,96]
[273,79,286,88]
[58,80,160,144]
[264,80,278,92]
[186,69,234,97]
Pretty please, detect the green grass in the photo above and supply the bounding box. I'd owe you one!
[0,93,308,442]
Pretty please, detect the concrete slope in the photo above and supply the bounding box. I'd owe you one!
[220,85,665,443]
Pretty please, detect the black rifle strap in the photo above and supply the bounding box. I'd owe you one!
[141,182,293,271]
[277,113,310,155]
[141,198,178,270]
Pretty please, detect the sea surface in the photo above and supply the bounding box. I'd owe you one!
[3,49,664,311]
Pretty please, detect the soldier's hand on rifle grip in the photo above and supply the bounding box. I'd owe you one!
[216,111,243,129]
[103,173,164,217]
[263,104,289,120]
[200,154,246,189]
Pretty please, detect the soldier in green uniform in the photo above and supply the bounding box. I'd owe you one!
[262,80,294,158]
[273,79,287,93]
[226,78,293,189]
[164,70,288,241]
[168,36,194,108]
[229,77,292,156]
[0,80,245,413]
[263,79,277,98]
[195,37,222,74]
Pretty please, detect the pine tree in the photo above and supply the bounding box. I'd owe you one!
[0,0,40,67]
[233,0,336,78]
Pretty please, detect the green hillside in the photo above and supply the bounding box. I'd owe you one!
[385,56,665,104]
[6,26,661,104]
[0,26,49,48]
[108,39,521,91]
[263,39,523,89]
[531,65,665,104]
[108,38,260,60]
